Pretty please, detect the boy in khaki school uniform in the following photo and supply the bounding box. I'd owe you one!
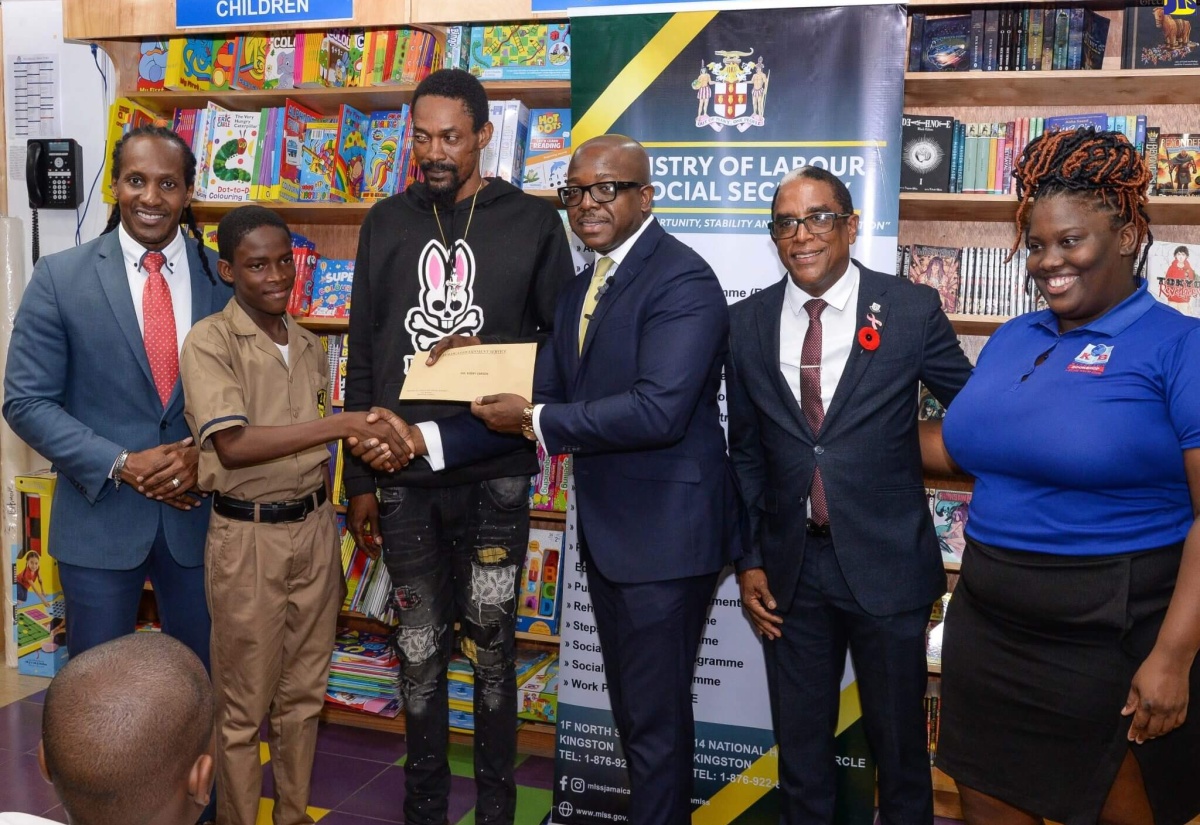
[181,206,414,825]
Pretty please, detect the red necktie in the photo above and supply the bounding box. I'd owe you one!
[142,251,178,407]
[801,298,829,526]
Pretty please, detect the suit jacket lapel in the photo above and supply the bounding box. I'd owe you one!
[756,280,812,439]
[824,265,890,427]
[97,231,158,395]
[577,219,662,367]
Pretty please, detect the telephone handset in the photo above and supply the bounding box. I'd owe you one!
[26,138,84,264]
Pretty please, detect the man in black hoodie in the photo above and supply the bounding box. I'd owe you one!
[344,69,574,825]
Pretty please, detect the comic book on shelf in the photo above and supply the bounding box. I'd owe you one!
[907,244,962,313]
[1146,237,1200,318]
[927,489,971,568]
[1154,134,1200,196]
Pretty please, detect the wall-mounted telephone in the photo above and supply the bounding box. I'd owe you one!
[26,138,84,264]
[27,139,83,209]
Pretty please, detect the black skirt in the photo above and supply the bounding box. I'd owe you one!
[936,537,1200,825]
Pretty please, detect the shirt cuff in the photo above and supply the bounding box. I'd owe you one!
[415,421,446,472]
[532,404,546,446]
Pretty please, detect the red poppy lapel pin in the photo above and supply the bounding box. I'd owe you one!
[857,305,883,351]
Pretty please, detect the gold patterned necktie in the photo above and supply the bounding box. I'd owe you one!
[578,256,614,354]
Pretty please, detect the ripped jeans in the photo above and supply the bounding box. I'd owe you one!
[378,477,529,825]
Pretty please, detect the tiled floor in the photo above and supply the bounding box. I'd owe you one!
[0,676,963,825]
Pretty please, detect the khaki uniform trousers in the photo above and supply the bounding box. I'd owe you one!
[206,501,344,825]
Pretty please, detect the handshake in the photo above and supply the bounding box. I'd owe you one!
[343,407,424,473]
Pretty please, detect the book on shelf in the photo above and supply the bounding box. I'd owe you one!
[233,35,269,90]
[288,233,318,316]
[137,40,168,91]
[444,25,472,71]
[346,31,368,88]
[102,98,163,202]
[908,245,962,313]
[523,109,572,191]
[211,36,238,90]
[309,259,354,318]
[925,680,942,764]
[920,15,971,72]
[332,104,370,202]
[164,38,213,91]
[1154,134,1200,196]
[296,120,338,202]
[264,34,296,90]
[1123,4,1200,69]
[201,110,261,203]
[900,114,954,193]
[928,489,971,568]
[518,528,564,636]
[1080,8,1111,70]
[1146,237,1200,317]
[469,24,572,81]
[494,101,532,188]
[362,108,412,201]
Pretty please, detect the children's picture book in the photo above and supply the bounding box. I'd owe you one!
[469,24,571,80]
[1145,237,1200,318]
[518,528,564,635]
[309,259,354,317]
[362,108,409,201]
[321,29,352,87]
[332,104,369,202]
[920,14,971,72]
[279,99,322,202]
[103,98,162,202]
[202,110,260,202]
[137,40,168,91]
[900,114,954,193]
[927,488,971,568]
[530,442,569,512]
[522,109,571,191]
[1155,134,1200,195]
[165,38,213,91]
[293,30,325,88]
[288,233,318,316]
[296,119,338,202]
[346,30,368,87]
[233,34,269,90]
[264,34,296,89]
[1122,5,1200,69]
[908,244,963,313]
[210,37,238,90]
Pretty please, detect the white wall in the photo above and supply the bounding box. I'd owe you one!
[3,0,114,281]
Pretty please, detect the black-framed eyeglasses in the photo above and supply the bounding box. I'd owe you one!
[558,181,646,207]
[768,212,853,240]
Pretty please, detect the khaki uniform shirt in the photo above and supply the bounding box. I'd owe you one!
[181,298,330,502]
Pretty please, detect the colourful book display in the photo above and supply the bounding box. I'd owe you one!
[309,259,354,317]
[210,37,238,90]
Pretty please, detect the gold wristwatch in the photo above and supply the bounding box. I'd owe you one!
[521,404,537,441]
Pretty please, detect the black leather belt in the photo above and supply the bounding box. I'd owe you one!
[806,520,831,537]
[213,488,327,524]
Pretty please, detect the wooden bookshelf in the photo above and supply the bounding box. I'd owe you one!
[296,316,349,333]
[901,192,1200,225]
[903,68,1200,108]
[947,314,1010,336]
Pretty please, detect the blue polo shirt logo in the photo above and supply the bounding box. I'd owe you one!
[1067,343,1114,375]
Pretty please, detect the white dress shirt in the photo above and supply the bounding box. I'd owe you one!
[780,261,860,415]
[418,216,658,471]
[117,224,194,357]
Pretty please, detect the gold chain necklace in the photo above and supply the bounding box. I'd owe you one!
[432,180,483,303]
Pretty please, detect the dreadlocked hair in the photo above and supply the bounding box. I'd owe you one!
[1010,126,1153,282]
[103,125,216,285]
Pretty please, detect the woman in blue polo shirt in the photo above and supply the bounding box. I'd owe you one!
[931,128,1200,825]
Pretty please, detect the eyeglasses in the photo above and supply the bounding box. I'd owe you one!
[558,181,646,207]
[768,212,853,240]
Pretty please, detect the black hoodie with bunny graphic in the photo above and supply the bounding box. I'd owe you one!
[344,178,575,493]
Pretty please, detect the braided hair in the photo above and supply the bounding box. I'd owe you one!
[1010,127,1152,282]
[103,125,215,284]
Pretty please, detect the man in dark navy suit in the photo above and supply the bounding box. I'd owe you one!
[725,167,972,825]
[419,135,742,825]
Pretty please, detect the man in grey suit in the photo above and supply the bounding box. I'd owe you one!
[4,126,231,667]
[725,167,972,824]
